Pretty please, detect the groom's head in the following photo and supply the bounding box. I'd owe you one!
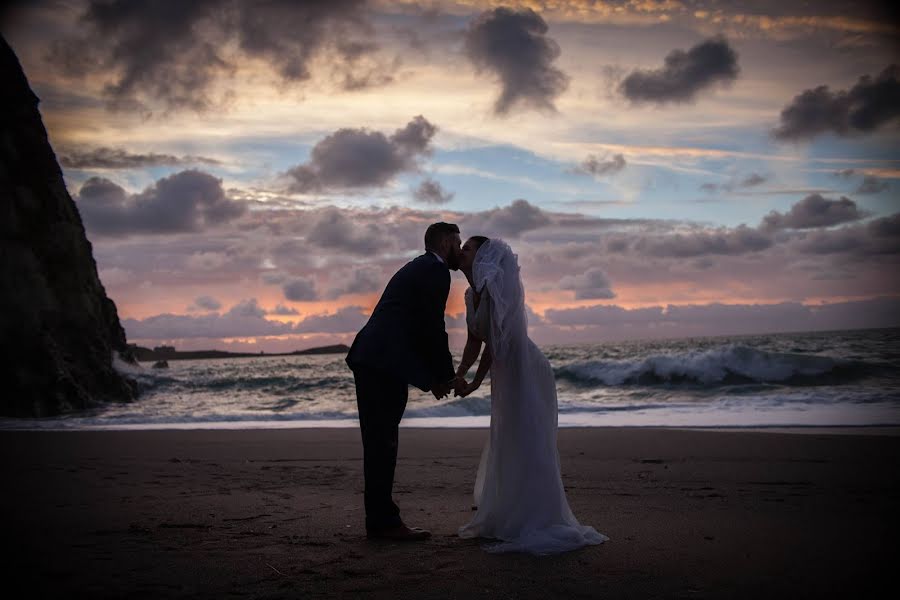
[424,222,462,271]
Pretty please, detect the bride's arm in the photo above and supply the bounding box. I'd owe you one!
[458,345,492,397]
[455,330,482,380]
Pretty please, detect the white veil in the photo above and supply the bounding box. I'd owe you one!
[472,238,527,362]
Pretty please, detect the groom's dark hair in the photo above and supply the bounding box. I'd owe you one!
[424,222,460,251]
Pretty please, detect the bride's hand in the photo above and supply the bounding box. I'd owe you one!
[455,379,481,398]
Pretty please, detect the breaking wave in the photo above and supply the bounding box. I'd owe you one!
[555,345,871,387]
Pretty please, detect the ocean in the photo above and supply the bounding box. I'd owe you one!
[3,328,899,430]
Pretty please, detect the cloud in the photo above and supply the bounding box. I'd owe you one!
[123,298,292,340]
[796,212,900,256]
[544,304,664,327]
[740,173,766,187]
[326,267,383,299]
[619,36,739,104]
[467,199,552,238]
[227,298,267,318]
[772,64,900,141]
[559,268,616,300]
[270,304,299,316]
[635,225,772,257]
[231,0,376,88]
[51,0,381,112]
[700,172,769,194]
[191,295,222,311]
[285,116,437,192]
[463,7,569,115]
[184,251,228,271]
[53,1,227,112]
[294,305,369,334]
[541,297,900,341]
[868,213,900,238]
[59,146,220,169]
[761,194,866,231]
[571,154,626,178]
[856,175,889,194]
[260,272,287,285]
[76,170,246,236]
[305,207,391,255]
[282,277,318,302]
[412,178,454,204]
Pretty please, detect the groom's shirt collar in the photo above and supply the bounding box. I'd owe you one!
[428,250,445,264]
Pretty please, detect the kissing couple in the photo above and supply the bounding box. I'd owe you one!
[346,222,608,554]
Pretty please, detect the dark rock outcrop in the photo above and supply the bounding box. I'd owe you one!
[0,35,136,417]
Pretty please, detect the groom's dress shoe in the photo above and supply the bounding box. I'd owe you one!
[366,524,431,541]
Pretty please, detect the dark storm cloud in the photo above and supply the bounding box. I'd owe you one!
[412,178,454,204]
[619,36,739,104]
[285,116,437,192]
[571,154,626,178]
[52,0,380,112]
[772,64,900,141]
[76,170,246,236]
[59,146,221,169]
[53,0,228,112]
[760,194,866,231]
[463,7,569,115]
[232,0,370,83]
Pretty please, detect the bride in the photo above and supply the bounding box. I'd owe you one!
[454,236,608,555]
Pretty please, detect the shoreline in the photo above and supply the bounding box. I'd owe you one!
[2,420,899,435]
[3,427,899,598]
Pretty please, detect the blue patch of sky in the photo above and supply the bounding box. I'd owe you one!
[418,142,793,228]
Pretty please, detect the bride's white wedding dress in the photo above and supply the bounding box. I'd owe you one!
[458,239,608,555]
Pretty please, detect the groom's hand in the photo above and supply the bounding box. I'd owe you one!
[431,381,451,399]
[452,376,467,397]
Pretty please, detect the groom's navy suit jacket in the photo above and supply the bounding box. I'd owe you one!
[346,253,455,392]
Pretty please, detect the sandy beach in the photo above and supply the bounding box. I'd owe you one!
[3,427,899,598]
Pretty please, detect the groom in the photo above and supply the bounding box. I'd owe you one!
[346,222,462,541]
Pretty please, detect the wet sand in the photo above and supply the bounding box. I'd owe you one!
[2,427,898,598]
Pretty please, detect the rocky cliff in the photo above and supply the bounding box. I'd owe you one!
[0,35,136,417]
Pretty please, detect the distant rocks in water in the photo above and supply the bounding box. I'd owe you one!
[292,344,350,356]
[0,35,136,417]
[127,343,351,362]
[152,360,169,369]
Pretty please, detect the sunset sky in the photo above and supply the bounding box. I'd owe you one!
[3,0,899,351]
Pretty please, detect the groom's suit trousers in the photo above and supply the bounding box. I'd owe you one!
[352,364,409,530]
